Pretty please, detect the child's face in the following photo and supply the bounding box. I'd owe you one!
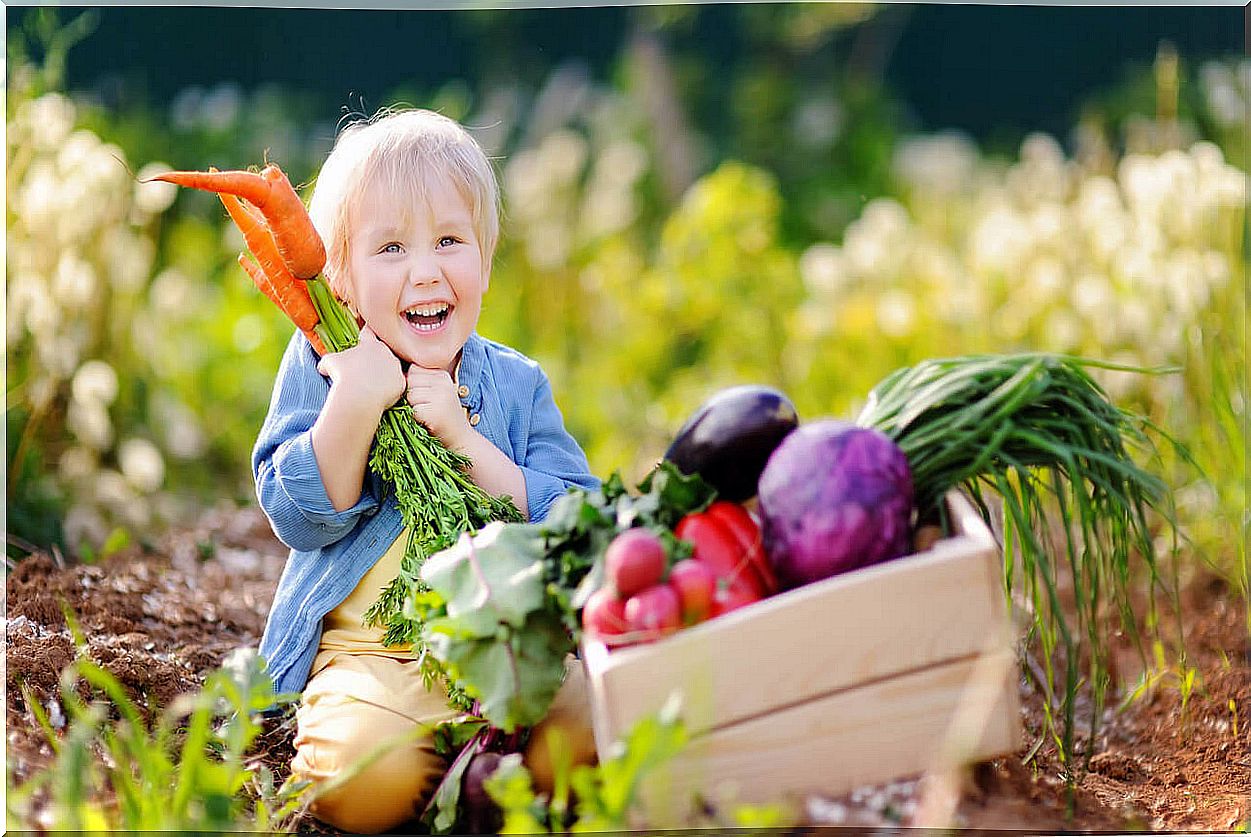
[345,172,488,374]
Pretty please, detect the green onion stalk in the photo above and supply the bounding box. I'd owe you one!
[305,277,525,706]
[856,353,1180,779]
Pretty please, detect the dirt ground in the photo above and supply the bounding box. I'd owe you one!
[6,502,1249,833]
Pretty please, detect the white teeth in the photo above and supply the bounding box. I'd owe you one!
[404,303,450,317]
[404,302,450,332]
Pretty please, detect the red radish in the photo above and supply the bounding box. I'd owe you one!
[605,529,667,598]
[667,559,715,624]
[624,584,681,642]
[582,588,629,643]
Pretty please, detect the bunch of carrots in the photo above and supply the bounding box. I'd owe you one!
[150,165,523,704]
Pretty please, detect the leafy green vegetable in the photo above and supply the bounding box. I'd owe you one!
[413,463,714,733]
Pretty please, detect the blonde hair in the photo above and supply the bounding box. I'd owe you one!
[308,107,501,299]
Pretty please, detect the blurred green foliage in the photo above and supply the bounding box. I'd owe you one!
[5,10,1245,608]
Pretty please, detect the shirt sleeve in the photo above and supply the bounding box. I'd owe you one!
[252,332,381,551]
[517,367,600,523]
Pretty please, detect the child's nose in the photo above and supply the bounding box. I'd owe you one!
[407,253,440,286]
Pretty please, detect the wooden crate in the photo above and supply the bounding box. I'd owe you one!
[579,490,1022,820]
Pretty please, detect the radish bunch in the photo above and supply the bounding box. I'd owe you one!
[581,529,716,646]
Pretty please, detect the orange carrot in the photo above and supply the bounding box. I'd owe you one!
[149,164,326,279]
[218,192,319,330]
[237,253,327,356]
[219,189,324,353]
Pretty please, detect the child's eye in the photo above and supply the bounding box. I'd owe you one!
[437,236,461,248]
[379,242,403,254]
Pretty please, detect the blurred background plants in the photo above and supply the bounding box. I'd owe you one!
[5,3,1245,828]
[7,3,1242,599]
[8,2,1244,598]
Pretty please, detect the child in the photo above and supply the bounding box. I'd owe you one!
[252,108,600,833]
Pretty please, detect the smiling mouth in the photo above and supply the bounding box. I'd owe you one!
[403,303,452,332]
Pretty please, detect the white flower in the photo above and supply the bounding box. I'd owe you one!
[118,438,165,493]
[504,148,549,222]
[969,204,1033,275]
[1025,257,1067,307]
[56,129,103,176]
[539,129,588,189]
[525,219,571,272]
[58,447,97,482]
[580,185,635,240]
[1072,273,1113,320]
[94,469,139,512]
[894,131,979,198]
[105,229,155,293]
[68,400,113,451]
[19,92,76,149]
[154,396,207,460]
[17,160,61,230]
[53,253,97,309]
[596,140,648,187]
[799,243,845,294]
[1045,309,1082,350]
[844,199,910,277]
[134,162,179,215]
[24,289,63,342]
[149,268,195,316]
[1200,62,1245,126]
[1119,154,1169,219]
[71,360,119,405]
[1163,252,1208,317]
[876,289,915,338]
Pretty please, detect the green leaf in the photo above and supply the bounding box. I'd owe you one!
[571,694,688,828]
[422,737,480,834]
[431,717,488,758]
[420,523,547,637]
[635,461,716,527]
[100,526,131,559]
[484,753,550,834]
[430,611,572,732]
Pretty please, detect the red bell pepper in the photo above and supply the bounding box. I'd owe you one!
[673,501,775,618]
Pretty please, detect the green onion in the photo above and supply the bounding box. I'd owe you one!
[857,352,1178,776]
[305,276,524,706]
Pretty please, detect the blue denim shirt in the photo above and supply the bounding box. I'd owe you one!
[254,330,599,696]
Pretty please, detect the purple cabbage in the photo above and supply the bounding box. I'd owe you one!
[757,420,915,590]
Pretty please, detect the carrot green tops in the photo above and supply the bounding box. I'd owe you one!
[254,330,599,697]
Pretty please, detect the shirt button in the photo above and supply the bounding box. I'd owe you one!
[457,385,470,398]
[469,413,481,426]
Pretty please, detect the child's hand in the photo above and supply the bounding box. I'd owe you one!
[316,326,406,417]
[406,366,473,449]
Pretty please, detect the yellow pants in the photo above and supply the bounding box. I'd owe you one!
[291,652,598,834]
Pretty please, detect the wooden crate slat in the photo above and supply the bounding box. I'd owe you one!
[636,651,1023,824]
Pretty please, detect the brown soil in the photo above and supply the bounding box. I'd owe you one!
[6,503,1249,833]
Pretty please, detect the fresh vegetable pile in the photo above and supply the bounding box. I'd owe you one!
[408,357,1172,828]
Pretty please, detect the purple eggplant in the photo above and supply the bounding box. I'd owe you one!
[664,385,799,502]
